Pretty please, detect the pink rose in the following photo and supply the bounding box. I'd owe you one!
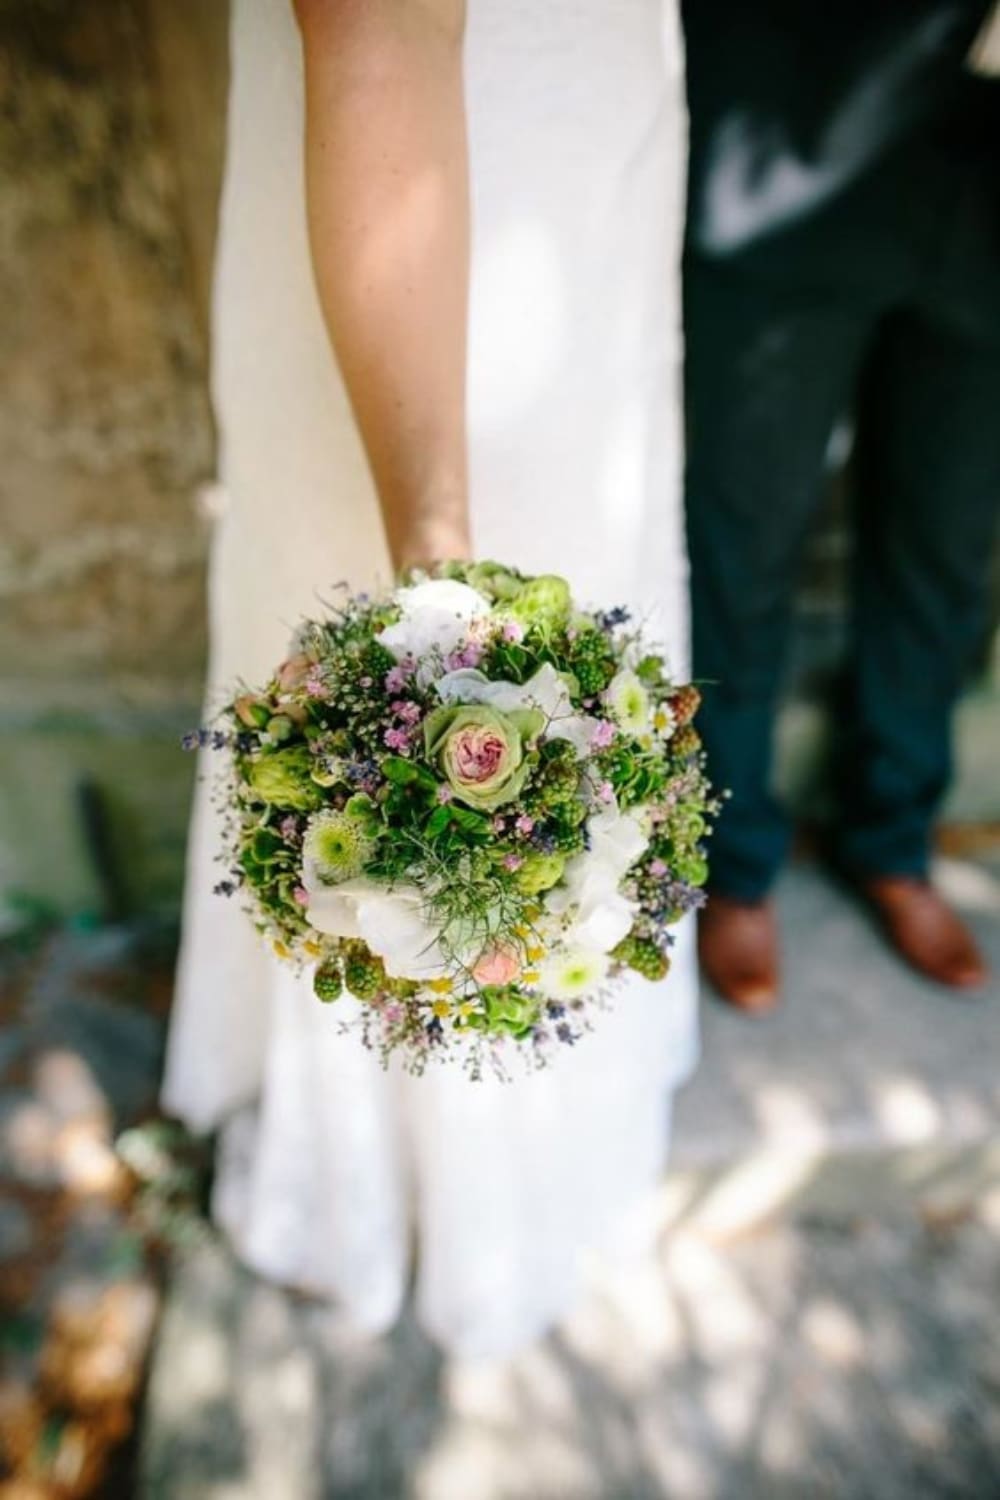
[473,945,522,986]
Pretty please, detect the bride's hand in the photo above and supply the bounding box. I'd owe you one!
[390,487,472,574]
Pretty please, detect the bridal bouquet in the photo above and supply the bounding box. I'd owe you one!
[199,562,716,1073]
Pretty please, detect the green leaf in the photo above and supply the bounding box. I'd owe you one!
[451,806,491,837]
[382,755,420,785]
[425,805,452,839]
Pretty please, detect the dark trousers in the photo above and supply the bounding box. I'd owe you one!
[685,103,1000,902]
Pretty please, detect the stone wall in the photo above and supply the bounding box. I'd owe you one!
[0,0,226,921]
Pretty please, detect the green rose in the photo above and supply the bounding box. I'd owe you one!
[506,574,572,630]
[246,745,323,811]
[423,702,543,811]
[515,852,566,895]
[466,559,524,601]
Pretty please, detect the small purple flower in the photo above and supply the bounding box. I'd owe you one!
[279,815,300,840]
[530,828,559,854]
[591,719,616,750]
[501,620,524,644]
[180,731,200,752]
[599,605,631,630]
[492,815,507,834]
[515,813,535,836]
[649,858,668,878]
[392,700,422,725]
[503,852,523,872]
[383,1002,405,1026]
[360,676,373,689]
[383,727,411,752]
[387,655,419,690]
[436,784,454,805]
[444,642,484,671]
[597,780,614,804]
[305,671,325,698]
[213,879,237,898]
[556,1022,576,1045]
[293,885,310,906]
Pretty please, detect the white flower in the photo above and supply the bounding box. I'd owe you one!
[302,874,451,980]
[544,802,649,953]
[536,945,610,1001]
[605,668,651,736]
[587,802,650,871]
[435,663,599,755]
[378,579,492,664]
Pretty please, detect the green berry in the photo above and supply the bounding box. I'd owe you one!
[313,962,342,1003]
[548,821,586,855]
[344,945,385,1001]
[612,935,670,981]
[538,758,580,803]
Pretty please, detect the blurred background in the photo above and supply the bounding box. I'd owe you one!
[0,3,997,1498]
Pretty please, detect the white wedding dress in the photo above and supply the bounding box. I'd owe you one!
[163,0,697,1359]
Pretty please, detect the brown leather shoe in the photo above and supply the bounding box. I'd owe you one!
[698,895,780,1014]
[860,875,989,991]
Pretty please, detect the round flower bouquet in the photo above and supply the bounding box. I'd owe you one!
[200,562,716,1074]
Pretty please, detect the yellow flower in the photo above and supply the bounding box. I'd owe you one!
[525,945,545,963]
[272,939,291,960]
[521,970,540,984]
[427,976,453,994]
[303,939,323,957]
[458,1001,477,1019]
[431,999,453,1018]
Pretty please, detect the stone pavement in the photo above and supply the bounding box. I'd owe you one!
[139,854,1000,1500]
[663,854,1000,1237]
[0,926,172,1497]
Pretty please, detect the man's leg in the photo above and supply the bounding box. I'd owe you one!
[835,296,1000,985]
[685,256,872,902]
[839,306,1000,876]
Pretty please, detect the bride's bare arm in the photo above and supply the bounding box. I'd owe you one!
[293,0,471,571]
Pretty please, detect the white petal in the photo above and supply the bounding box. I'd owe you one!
[354,886,451,980]
[379,580,491,663]
[569,893,636,953]
[434,668,495,706]
[303,876,372,938]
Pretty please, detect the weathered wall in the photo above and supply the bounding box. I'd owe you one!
[0,0,227,920]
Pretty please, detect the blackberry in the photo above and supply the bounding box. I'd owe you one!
[313,961,343,1004]
[547,821,586,855]
[612,935,670,982]
[668,685,702,728]
[568,630,616,696]
[536,758,580,805]
[344,944,386,1001]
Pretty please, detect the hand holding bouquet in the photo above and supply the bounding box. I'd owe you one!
[198,562,716,1073]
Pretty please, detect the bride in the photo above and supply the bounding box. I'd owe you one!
[163,0,697,1359]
